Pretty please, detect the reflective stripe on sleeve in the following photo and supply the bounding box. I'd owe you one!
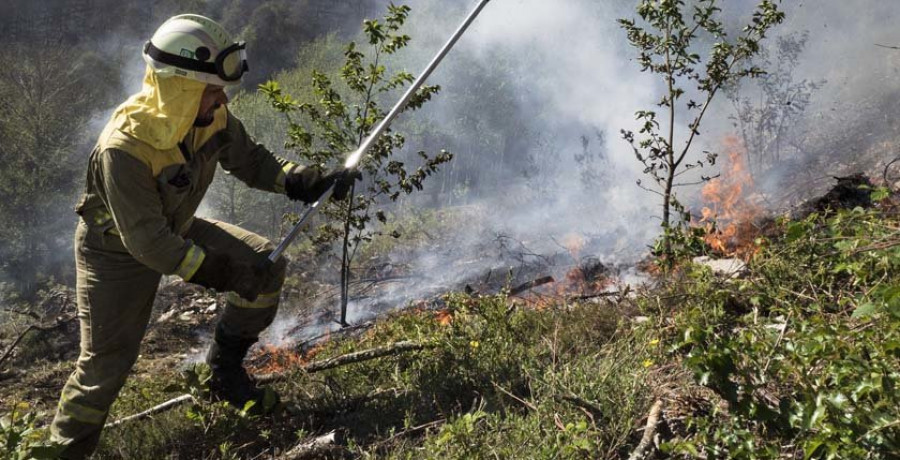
[274,162,299,194]
[226,290,280,309]
[175,244,206,281]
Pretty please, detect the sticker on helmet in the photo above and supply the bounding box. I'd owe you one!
[179,48,195,59]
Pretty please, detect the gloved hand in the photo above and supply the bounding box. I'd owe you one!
[190,250,267,301]
[285,167,361,203]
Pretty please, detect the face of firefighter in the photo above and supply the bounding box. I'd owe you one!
[195,85,228,127]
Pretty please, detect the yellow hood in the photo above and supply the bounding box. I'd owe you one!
[111,66,206,150]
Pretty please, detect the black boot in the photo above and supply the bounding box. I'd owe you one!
[205,327,265,409]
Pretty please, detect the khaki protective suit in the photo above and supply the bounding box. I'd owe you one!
[50,68,298,458]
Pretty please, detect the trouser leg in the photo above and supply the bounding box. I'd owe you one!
[185,218,287,340]
[185,219,286,406]
[50,223,162,459]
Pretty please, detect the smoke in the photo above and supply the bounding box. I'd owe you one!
[406,0,662,239]
[6,0,899,341]
[264,0,668,344]
[404,1,665,253]
[779,1,900,104]
[269,0,900,345]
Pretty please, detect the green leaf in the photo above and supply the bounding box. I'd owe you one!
[871,186,891,202]
[852,302,879,319]
[804,440,824,460]
[786,222,807,243]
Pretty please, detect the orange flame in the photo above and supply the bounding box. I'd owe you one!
[561,233,586,260]
[248,340,328,375]
[695,136,763,258]
[435,309,453,326]
[517,265,613,310]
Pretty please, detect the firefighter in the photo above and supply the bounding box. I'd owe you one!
[50,14,353,458]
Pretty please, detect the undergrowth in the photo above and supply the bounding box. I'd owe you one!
[84,293,652,459]
[653,205,900,459]
[4,199,900,459]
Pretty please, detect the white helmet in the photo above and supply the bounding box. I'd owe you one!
[142,14,248,87]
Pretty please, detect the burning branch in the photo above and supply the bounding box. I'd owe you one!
[694,137,764,257]
[508,276,556,297]
[256,340,432,384]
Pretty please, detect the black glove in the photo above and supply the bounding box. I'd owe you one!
[190,249,267,302]
[332,168,362,201]
[190,250,232,292]
[285,167,361,203]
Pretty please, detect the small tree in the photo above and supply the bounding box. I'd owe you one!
[727,31,824,175]
[260,4,452,323]
[574,129,609,193]
[619,0,785,252]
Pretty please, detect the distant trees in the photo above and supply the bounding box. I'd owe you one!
[0,43,120,296]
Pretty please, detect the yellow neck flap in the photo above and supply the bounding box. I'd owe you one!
[111,66,206,151]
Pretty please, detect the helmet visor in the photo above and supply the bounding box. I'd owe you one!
[217,42,248,82]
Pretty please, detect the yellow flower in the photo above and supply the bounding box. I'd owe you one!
[649,339,660,347]
[470,340,480,349]
[643,359,654,368]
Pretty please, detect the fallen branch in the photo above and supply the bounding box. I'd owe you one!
[567,291,620,302]
[280,430,346,460]
[257,340,432,384]
[352,275,420,285]
[0,315,76,368]
[883,156,900,185]
[627,400,664,460]
[509,276,555,297]
[372,419,445,450]
[852,239,900,255]
[762,311,793,375]
[108,341,431,427]
[493,382,537,412]
[105,394,194,428]
[4,308,40,320]
[557,393,605,417]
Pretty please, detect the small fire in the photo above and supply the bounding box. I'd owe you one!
[435,309,453,326]
[561,233,586,260]
[519,262,613,309]
[248,341,326,375]
[696,136,763,258]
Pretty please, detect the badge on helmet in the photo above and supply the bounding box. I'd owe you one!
[142,14,248,86]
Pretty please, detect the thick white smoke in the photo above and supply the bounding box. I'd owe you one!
[258,0,900,344]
